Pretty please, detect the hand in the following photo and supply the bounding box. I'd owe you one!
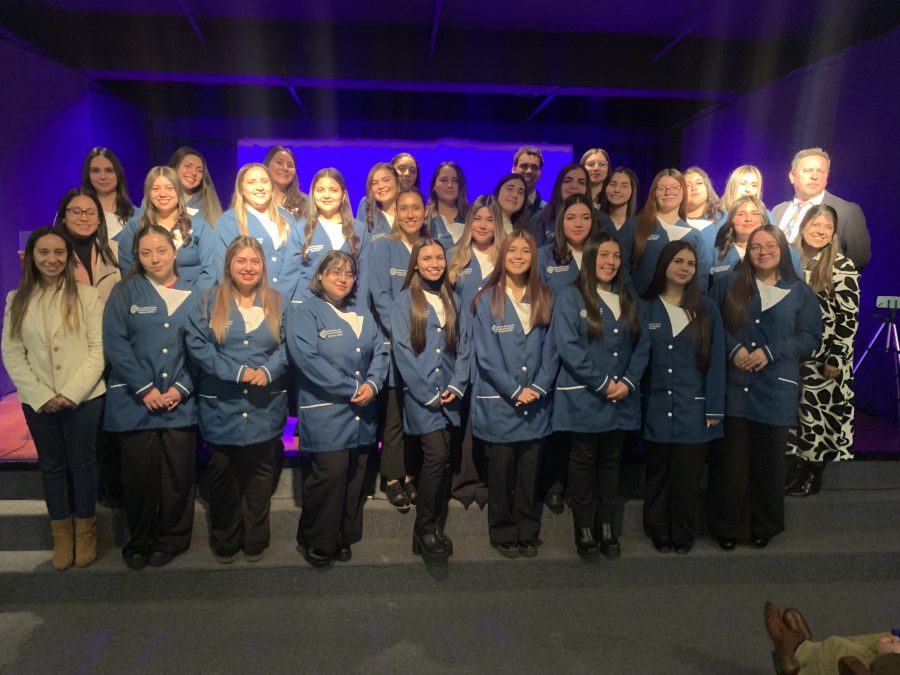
[439,390,457,406]
[161,387,183,411]
[746,348,769,372]
[350,383,375,407]
[706,418,721,428]
[732,347,752,371]
[822,364,840,379]
[39,395,70,413]
[142,388,166,411]
[605,380,630,401]
[242,368,269,387]
[515,387,540,407]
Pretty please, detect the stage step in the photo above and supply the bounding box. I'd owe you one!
[1,461,898,576]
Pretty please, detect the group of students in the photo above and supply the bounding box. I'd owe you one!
[1,142,861,570]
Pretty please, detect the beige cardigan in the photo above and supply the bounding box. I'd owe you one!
[1,282,106,410]
[71,239,120,303]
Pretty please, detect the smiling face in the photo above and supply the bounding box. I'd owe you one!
[371,168,398,205]
[684,172,708,212]
[434,166,459,204]
[176,154,204,193]
[393,156,418,189]
[396,191,425,238]
[512,153,542,191]
[313,175,343,220]
[748,231,781,273]
[416,243,446,282]
[497,178,526,216]
[504,236,532,278]
[266,150,296,189]
[33,233,68,284]
[89,156,117,197]
[63,195,100,238]
[560,169,588,200]
[583,152,609,185]
[241,167,272,213]
[732,201,764,242]
[801,213,835,251]
[562,202,592,248]
[138,232,177,285]
[230,246,263,294]
[655,176,683,213]
[665,248,697,288]
[318,260,355,305]
[595,240,621,285]
[149,175,178,216]
[470,207,496,249]
[790,154,829,202]
[605,171,633,207]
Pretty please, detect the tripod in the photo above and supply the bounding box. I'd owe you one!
[853,308,900,421]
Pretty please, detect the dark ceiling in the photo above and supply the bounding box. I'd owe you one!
[2,0,898,130]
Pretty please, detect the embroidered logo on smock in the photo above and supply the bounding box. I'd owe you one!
[491,324,515,334]
[255,237,265,245]
[546,265,569,274]
[648,322,662,331]
[319,329,343,339]
[579,309,587,318]
[307,244,325,253]
[389,268,407,277]
[648,234,660,241]
[130,305,158,314]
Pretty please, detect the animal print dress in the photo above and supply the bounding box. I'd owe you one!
[787,253,860,462]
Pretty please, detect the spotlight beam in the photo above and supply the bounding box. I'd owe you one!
[176,0,206,47]
[429,0,444,59]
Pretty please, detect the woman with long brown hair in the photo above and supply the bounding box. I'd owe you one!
[168,146,223,225]
[425,161,469,252]
[357,162,400,239]
[2,227,106,570]
[186,236,288,563]
[471,230,555,558]
[263,146,307,221]
[81,147,134,240]
[619,169,709,295]
[392,238,469,563]
[709,225,821,550]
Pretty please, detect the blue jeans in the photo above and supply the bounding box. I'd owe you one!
[22,396,103,519]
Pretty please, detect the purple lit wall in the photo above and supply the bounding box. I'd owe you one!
[237,138,574,208]
[680,26,900,418]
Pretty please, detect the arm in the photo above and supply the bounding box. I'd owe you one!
[285,304,359,396]
[353,223,371,311]
[704,300,726,421]
[763,283,823,363]
[116,218,138,277]
[550,289,612,393]
[472,298,522,399]
[1,292,56,409]
[59,288,106,404]
[391,294,442,407]
[368,240,394,338]
[688,230,711,293]
[184,292,247,382]
[102,283,155,397]
[621,299,650,392]
[446,298,470,399]
[840,202,871,270]
[275,221,304,300]
[212,212,238,283]
[193,220,218,292]
[364,322,390,394]
[825,263,860,367]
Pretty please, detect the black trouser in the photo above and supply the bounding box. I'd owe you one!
[298,447,367,553]
[568,430,625,530]
[642,440,707,546]
[414,428,452,536]
[708,417,788,540]
[207,437,280,556]
[485,439,542,544]
[376,386,411,482]
[539,432,570,500]
[119,427,197,556]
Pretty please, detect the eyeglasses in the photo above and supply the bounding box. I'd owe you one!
[656,185,682,194]
[585,160,609,168]
[66,207,98,217]
[325,269,355,280]
[749,243,779,254]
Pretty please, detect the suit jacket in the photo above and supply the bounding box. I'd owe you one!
[772,190,870,270]
[2,283,106,410]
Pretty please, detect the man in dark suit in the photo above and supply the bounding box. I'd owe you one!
[772,147,871,269]
[511,146,547,219]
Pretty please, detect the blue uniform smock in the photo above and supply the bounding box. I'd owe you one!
[550,284,650,433]
[102,275,196,432]
[707,244,803,285]
[368,236,412,387]
[355,196,393,241]
[619,217,711,295]
[213,207,298,294]
[286,295,389,453]
[537,244,580,294]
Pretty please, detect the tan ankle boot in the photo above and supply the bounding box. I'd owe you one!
[74,516,97,568]
[50,518,74,570]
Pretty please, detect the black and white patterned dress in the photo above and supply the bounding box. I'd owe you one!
[787,253,860,462]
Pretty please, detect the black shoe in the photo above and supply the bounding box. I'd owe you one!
[299,542,333,567]
[652,538,673,553]
[148,550,175,568]
[333,544,352,562]
[597,523,621,559]
[787,469,823,497]
[751,536,770,549]
[718,537,737,551]
[435,527,453,556]
[518,540,538,558]
[125,552,149,570]
[545,492,565,514]
[385,482,411,513]
[575,527,599,559]
[403,480,418,506]
[412,532,449,562]
[674,543,693,555]
[491,541,520,559]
